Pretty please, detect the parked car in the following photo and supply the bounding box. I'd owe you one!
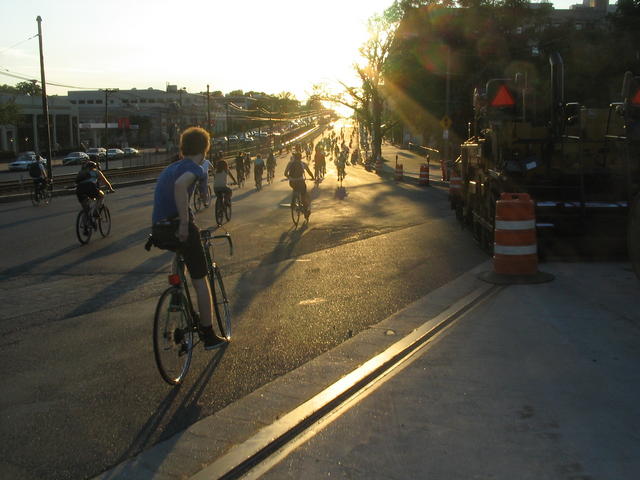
[122,147,140,157]
[63,151,90,165]
[228,135,239,143]
[213,136,228,145]
[86,147,106,162]
[8,152,47,171]
[107,148,125,159]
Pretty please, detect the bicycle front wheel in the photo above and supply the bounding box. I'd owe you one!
[193,190,203,212]
[153,287,194,385]
[210,266,232,340]
[76,210,92,244]
[98,205,111,237]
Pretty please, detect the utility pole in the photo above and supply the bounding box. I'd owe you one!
[36,16,53,180]
[225,102,230,152]
[102,88,118,169]
[444,44,451,179]
[206,84,211,159]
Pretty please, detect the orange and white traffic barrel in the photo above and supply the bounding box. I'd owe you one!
[419,164,429,185]
[480,192,553,284]
[395,164,403,181]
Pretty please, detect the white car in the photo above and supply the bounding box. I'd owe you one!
[106,148,125,159]
[63,151,90,165]
[9,152,47,171]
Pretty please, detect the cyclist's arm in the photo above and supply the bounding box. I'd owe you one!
[174,171,196,241]
[97,170,114,191]
[304,164,314,180]
[228,169,237,184]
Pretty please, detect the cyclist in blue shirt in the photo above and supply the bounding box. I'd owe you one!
[151,126,225,350]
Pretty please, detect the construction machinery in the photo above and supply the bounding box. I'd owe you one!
[451,53,640,278]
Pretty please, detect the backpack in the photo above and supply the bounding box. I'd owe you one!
[75,167,91,183]
[288,159,304,178]
[29,162,42,178]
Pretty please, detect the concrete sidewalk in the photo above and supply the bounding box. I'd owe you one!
[94,260,640,479]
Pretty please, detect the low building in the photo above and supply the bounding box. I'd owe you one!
[0,93,80,155]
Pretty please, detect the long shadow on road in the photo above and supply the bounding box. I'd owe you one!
[101,348,227,480]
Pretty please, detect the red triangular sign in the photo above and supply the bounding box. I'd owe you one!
[631,88,640,106]
[491,85,516,107]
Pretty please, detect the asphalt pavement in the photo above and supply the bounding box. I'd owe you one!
[92,260,640,480]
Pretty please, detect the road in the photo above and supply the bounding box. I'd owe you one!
[0,121,488,480]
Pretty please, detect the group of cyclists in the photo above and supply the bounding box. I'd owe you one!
[233,151,277,190]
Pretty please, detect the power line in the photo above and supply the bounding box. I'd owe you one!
[0,65,101,90]
[0,33,38,56]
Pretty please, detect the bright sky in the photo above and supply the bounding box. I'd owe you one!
[0,0,599,101]
[0,0,394,100]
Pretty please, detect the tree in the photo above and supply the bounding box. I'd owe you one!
[0,100,20,126]
[16,80,41,96]
[227,89,244,97]
[0,84,18,95]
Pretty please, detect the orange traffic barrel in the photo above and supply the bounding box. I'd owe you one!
[419,164,429,185]
[395,164,403,181]
[480,192,554,284]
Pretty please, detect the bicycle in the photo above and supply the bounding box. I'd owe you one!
[76,193,112,245]
[337,164,346,182]
[31,180,52,206]
[255,171,263,191]
[267,166,275,184]
[215,191,232,226]
[146,230,233,385]
[291,190,305,226]
[193,183,212,212]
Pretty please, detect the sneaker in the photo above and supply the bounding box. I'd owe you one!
[200,326,226,350]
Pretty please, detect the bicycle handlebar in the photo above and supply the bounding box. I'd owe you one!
[212,232,233,257]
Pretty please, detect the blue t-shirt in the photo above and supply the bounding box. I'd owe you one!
[152,159,206,223]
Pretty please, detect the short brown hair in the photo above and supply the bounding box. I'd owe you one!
[180,127,210,157]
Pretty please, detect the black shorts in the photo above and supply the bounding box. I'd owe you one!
[214,187,232,198]
[151,220,208,280]
[289,179,307,195]
[76,182,101,202]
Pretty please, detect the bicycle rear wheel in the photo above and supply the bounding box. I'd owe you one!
[98,205,111,237]
[30,188,40,206]
[225,197,232,222]
[76,210,92,244]
[210,266,232,340]
[153,287,194,385]
[291,193,301,226]
[215,196,224,225]
[42,186,52,205]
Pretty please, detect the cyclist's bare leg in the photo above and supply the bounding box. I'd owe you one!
[192,277,214,329]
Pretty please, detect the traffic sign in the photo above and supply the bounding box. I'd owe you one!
[440,116,452,129]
